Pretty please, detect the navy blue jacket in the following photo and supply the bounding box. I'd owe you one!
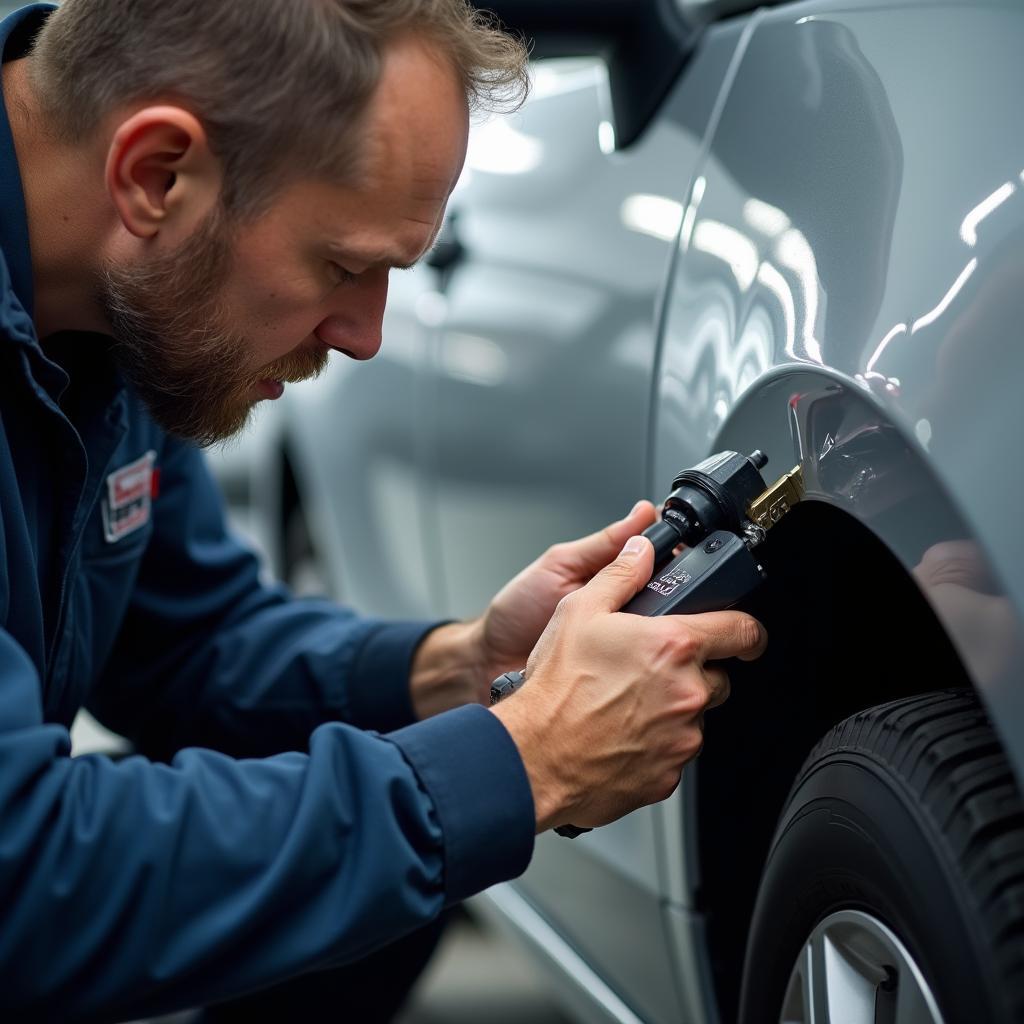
[0,6,533,1020]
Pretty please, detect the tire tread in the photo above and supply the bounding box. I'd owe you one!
[797,689,1024,1022]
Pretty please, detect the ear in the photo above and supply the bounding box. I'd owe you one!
[105,106,222,240]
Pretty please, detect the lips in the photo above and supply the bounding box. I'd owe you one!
[256,379,285,400]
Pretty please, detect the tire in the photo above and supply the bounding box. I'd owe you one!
[739,690,1024,1024]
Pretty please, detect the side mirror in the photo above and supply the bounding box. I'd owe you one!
[479,0,697,148]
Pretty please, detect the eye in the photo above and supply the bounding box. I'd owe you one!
[328,261,357,285]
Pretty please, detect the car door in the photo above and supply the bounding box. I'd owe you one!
[419,28,745,1023]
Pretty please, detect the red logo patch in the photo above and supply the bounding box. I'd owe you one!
[102,451,157,543]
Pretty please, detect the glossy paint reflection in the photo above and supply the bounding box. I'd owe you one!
[658,14,900,469]
[413,36,748,1024]
[791,382,1022,692]
[655,1,1024,775]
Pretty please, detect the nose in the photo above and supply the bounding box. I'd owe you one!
[316,316,383,360]
[315,269,389,360]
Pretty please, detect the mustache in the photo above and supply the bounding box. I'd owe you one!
[254,342,331,385]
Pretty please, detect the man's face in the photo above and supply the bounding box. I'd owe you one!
[101,38,469,446]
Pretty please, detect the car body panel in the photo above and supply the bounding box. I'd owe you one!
[270,1,1024,1020]
[415,26,746,1024]
[655,0,1024,791]
[283,265,444,617]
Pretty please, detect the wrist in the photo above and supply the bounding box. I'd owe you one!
[409,619,489,720]
[490,694,570,834]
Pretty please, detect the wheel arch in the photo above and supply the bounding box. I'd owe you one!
[694,496,973,1021]
[652,364,1024,784]
[649,365,1024,1018]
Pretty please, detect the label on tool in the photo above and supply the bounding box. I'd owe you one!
[646,565,693,598]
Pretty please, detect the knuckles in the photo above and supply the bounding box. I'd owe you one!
[604,555,644,584]
[653,770,682,804]
[653,624,700,665]
[671,683,711,718]
[545,541,570,565]
[673,727,704,764]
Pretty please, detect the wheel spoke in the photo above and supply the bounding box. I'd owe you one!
[893,956,945,1024]
[780,912,944,1024]
[810,929,830,1024]
[819,929,877,1024]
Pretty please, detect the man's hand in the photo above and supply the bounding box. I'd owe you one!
[476,500,659,677]
[409,501,658,719]
[491,534,767,833]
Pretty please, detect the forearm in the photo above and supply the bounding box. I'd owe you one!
[96,586,441,757]
[408,619,492,720]
[94,437,444,756]
[4,676,533,1019]
[1,724,440,1018]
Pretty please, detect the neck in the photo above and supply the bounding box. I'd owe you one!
[4,57,114,339]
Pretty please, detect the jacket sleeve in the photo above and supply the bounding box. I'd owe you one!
[91,435,439,759]
[0,625,534,1021]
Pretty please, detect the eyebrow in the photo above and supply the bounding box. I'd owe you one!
[325,244,411,270]
[327,222,445,272]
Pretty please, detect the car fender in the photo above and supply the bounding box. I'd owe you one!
[651,0,1024,800]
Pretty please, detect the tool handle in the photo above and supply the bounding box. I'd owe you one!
[556,534,765,838]
[623,530,765,616]
[554,824,592,838]
[489,670,526,705]
[490,534,764,840]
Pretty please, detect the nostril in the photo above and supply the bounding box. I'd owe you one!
[314,315,383,361]
[315,317,349,351]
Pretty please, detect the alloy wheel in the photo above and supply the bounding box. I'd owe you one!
[780,909,943,1024]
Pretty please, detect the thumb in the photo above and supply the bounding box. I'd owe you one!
[579,535,654,613]
[552,500,658,578]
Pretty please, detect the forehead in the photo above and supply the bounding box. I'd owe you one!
[268,35,469,267]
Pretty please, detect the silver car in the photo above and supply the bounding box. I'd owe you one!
[238,0,1024,1020]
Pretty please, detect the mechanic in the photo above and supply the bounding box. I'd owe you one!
[0,1,767,1019]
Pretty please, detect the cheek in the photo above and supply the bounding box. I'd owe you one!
[226,276,331,361]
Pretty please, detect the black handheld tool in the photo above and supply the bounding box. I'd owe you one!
[490,449,805,838]
[621,450,802,617]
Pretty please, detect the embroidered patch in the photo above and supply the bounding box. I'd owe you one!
[101,451,157,543]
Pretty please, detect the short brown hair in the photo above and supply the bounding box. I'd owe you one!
[30,0,529,213]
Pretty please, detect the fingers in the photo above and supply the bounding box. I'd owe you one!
[702,664,731,710]
[578,534,655,613]
[620,499,658,536]
[552,501,658,578]
[680,611,767,662]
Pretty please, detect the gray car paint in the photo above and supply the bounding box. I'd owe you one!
[419,28,749,1024]
[657,0,1024,781]
[277,1,1024,1021]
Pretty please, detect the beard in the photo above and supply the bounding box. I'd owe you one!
[99,207,329,447]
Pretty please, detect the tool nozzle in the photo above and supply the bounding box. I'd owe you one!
[643,515,690,567]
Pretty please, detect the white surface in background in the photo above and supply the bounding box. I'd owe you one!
[70,710,130,757]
